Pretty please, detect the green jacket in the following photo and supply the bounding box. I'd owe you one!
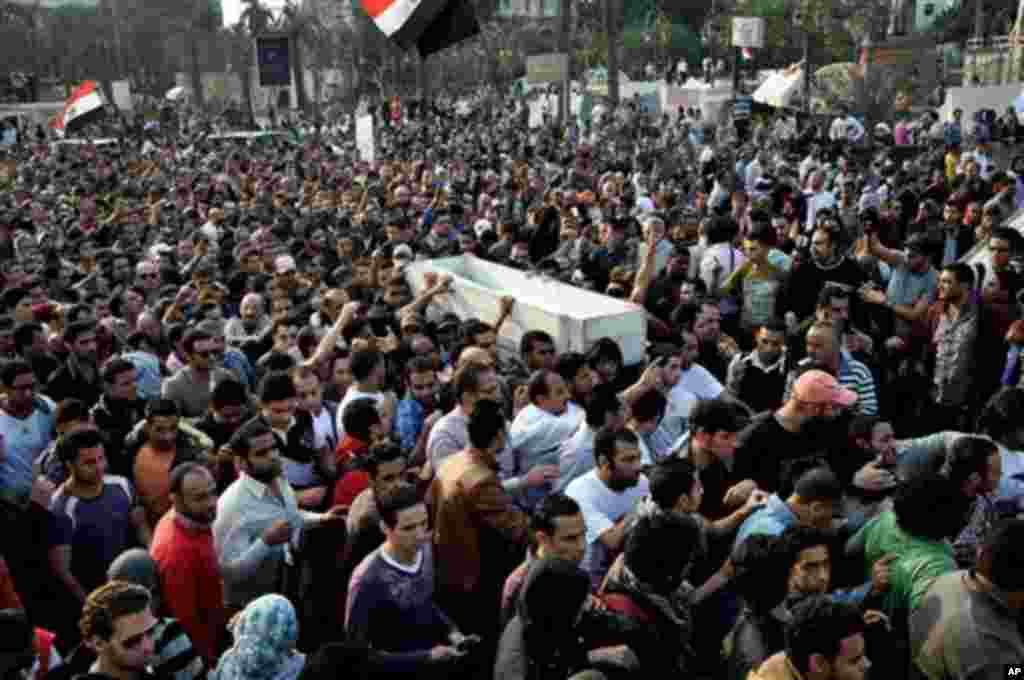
[850,510,956,615]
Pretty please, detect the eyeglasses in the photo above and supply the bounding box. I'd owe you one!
[192,350,214,358]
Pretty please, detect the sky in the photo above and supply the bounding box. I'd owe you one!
[221,0,290,28]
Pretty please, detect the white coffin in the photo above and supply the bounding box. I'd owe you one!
[405,255,648,365]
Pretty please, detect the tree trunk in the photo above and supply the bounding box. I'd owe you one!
[240,44,255,125]
[189,33,205,110]
[606,0,619,105]
[417,54,427,99]
[292,33,310,113]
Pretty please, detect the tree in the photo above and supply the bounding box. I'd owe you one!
[225,21,255,120]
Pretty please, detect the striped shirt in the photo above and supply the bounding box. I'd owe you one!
[152,618,206,680]
[783,352,878,416]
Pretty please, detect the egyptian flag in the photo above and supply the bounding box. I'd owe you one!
[50,81,105,136]
[416,0,479,57]
[359,0,479,56]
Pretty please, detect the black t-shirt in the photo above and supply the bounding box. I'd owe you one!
[733,412,847,494]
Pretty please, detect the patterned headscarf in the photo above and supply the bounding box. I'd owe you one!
[211,595,304,680]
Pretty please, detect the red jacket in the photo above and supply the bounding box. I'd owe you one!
[333,434,370,508]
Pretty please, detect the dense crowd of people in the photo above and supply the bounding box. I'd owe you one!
[0,88,1022,680]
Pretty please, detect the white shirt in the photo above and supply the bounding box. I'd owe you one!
[662,381,698,444]
[700,242,747,294]
[566,470,649,584]
[805,190,837,231]
[678,364,725,400]
[997,444,1024,501]
[508,402,583,471]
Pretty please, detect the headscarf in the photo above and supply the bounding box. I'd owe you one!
[211,595,304,680]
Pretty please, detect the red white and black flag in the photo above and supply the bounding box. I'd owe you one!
[50,80,106,136]
[359,0,479,56]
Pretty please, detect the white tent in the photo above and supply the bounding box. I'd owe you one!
[753,63,804,108]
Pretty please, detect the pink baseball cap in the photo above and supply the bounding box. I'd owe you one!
[793,370,858,407]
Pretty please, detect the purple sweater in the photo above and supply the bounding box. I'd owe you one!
[346,544,454,664]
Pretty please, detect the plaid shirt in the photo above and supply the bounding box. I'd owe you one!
[394,395,426,454]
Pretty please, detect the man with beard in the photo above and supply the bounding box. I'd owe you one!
[566,427,649,589]
[786,225,865,322]
[162,329,237,419]
[692,303,739,383]
[727,321,790,413]
[214,418,345,612]
[733,370,856,496]
[783,323,877,416]
[90,359,146,477]
[151,463,225,664]
[924,264,980,432]
[394,356,441,459]
[46,320,103,408]
[49,429,150,601]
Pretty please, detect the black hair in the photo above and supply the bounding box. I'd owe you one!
[623,512,702,592]
[778,525,835,571]
[941,262,975,289]
[977,388,1024,443]
[555,352,588,387]
[531,492,582,535]
[587,338,624,371]
[816,284,852,309]
[467,399,506,451]
[364,442,406,479]
[342,398,381,442]
[228,417,273,458]
[259,370,297,403]
[647,458,699,511]
[527,369,555,403]
[377,482,422,528]
[211,378,248,409]
[982,518,1024,591]
[631,388,667,425]
[145,398,180,420]
[64,319,95,344]
[101,358,135,385]
[11,322,41,354]
[259,352,297,375]
[945,436,997,489]
[747,222,777,247]
[350,348,383,383]
[56,398,91,426]
[848,415,883,443]
[168,461,212,495]
[57,428,106,465]
[520,330,556,358]
[583,384,622,429]
[785,595,865,676]
[689,398,746,435]
[792,465,842,503]
[893,473,965,541]
[593,426,639,467]
[731,534,790,614]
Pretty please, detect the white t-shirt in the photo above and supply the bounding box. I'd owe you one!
[678,364,724,400]
[566,470,649,584]
[311,406,337,452]
[662,381,698,444]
